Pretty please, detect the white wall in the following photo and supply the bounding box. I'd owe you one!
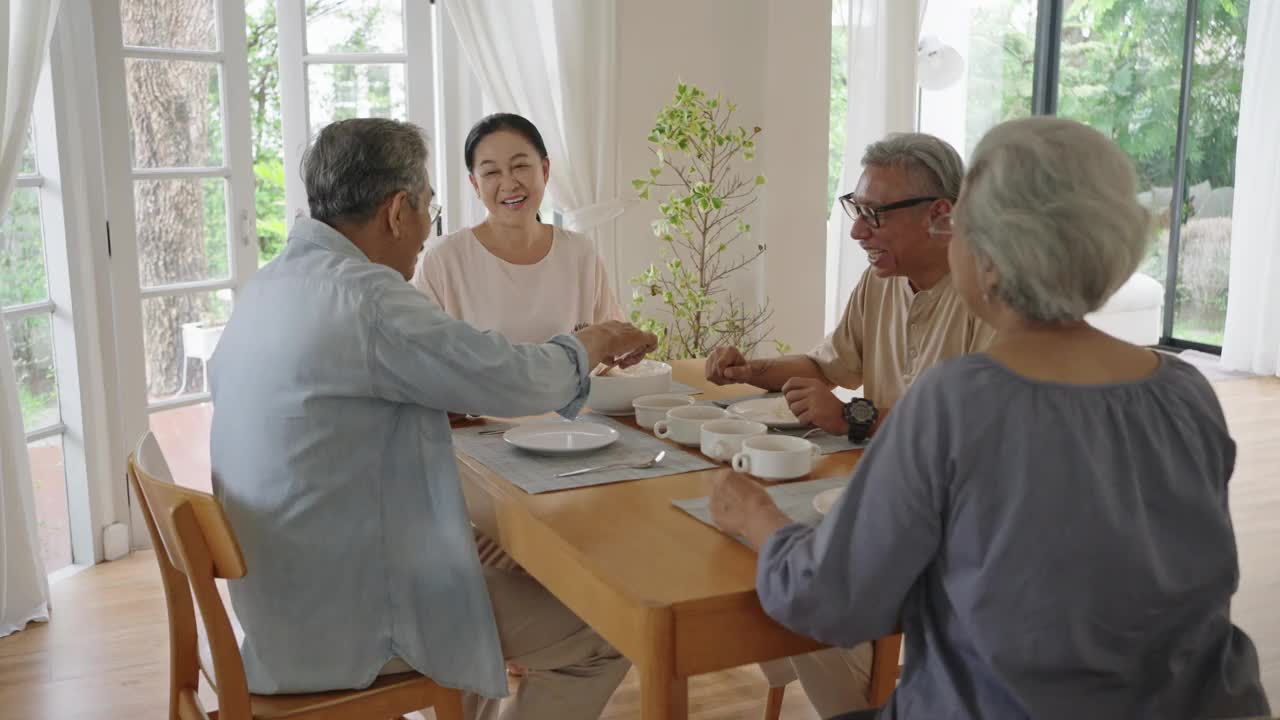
[614,0,831,356]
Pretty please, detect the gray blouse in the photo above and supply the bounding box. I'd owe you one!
[759,353,1269,719]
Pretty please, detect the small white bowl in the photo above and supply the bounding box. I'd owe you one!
[632,393,696,429]
[587,360,672,414]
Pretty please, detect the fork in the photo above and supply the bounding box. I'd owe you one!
[771,427,822,439]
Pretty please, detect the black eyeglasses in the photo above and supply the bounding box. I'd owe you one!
[839,193,940,229]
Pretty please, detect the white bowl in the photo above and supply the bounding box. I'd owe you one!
[633,393,696,429]
[587,360,672,414]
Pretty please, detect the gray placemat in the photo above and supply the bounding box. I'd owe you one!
[453,415,716,494]
[670,381,702,396]
[672,476,849,545]
[768,427,868,455]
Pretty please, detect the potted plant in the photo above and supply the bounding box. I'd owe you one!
[629,82,787,361]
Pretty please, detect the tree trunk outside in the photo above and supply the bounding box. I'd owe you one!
[122,0,218,398]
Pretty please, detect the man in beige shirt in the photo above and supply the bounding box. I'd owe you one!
[705,132,995,717]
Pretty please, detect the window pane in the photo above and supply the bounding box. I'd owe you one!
[1057,0,1188,313]
[918,0,1037,159]
[121,0,218,51]
[20,123,36,175]
[307,63,405,135]
[142,289,232,402]
[4,313,61,431]
[29,435,72,574]
[150,403,213,492]
[1172,0,1250,346]
[0,187,49,306]
[125,59,225,168]
[306,0,404,54]
[134,177,229,287]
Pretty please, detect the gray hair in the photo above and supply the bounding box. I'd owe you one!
[861,132,964,200]
[301,118,430,225]
[957,116,1150,323]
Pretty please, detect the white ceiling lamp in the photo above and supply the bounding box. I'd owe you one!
[917,34,964,91]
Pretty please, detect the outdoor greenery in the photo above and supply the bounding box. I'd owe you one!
[629,82,786,361]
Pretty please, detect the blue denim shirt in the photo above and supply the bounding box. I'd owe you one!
[209,218,589,696]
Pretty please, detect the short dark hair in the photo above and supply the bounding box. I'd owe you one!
[301,118,429,226]
[463,113,549,172]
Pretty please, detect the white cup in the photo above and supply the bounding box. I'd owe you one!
[653,405,727,446]
[700,419,768,462]
[632,393,696,430]
[731,435,821,481]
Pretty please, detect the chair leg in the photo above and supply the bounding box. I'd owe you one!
[763,684,786,720]
[433,688,466,720]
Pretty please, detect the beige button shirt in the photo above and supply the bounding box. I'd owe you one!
[807,268,996,410]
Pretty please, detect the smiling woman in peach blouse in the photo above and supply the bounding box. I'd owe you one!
[413,113,624,342]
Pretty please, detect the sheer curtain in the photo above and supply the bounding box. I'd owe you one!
[442,0,624,285]
[1,0,60,638]
[1219,0,1280,377]
[823,0,920,331]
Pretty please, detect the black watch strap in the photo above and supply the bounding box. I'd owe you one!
[843,398,877,444]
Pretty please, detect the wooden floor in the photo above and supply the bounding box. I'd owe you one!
[1,376,1276,718]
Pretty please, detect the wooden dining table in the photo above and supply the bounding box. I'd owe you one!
[457,359,865,720]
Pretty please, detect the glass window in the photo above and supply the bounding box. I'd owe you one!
[141,289,233,401]
[1172,0,1250,346]
[133,177,230,286]
[124,59,226,168]
[918,0,1038,160]
[121,0,219,51]
[4,313,61,431]
[0,187,49,307]
[307,63,406,135]
[306,0,404,54]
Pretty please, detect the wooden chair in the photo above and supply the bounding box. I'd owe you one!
[127,445,464,720]
[762,633,903,720]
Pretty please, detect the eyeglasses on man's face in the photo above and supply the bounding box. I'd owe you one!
[839,193,940,229]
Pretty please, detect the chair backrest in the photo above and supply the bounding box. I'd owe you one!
[129,450,254,719]
[135,431,176,484]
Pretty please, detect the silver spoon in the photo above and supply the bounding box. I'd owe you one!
[554,450,666,479]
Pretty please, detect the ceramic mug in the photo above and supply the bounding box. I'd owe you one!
[731,434,821,481]
[700,419,768,462]
[653,405,726,446]
[632,393,697,430]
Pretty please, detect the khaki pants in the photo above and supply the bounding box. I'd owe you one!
[758,644,873,719]
[382,567,630,720]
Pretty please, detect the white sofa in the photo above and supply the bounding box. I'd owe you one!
[1086,272,1164,346]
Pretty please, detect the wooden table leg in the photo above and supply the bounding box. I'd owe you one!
[640,606,687,720]
[640,663,688,720]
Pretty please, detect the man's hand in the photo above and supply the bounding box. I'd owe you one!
[574,322,658,371]
[782,377,848,436]
[706,346,758,385]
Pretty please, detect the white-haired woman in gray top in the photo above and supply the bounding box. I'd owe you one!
[710,116,1269,719]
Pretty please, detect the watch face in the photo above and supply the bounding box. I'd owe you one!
[848,401,875,424]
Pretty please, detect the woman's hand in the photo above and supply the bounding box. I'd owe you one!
[709,470,794,549]
[574,321,658,370]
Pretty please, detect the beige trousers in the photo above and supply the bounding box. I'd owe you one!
[382,567,630,720]
[758,643,873,718]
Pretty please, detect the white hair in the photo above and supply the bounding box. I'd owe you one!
[862,133,964,200]
[957,117,1150,323]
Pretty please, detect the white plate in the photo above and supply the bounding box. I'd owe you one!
[727,397,806,429]
[503,421,620,455]
[593,407,635,417]
[813,487,844,515]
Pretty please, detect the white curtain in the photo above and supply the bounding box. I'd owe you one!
[1,0,60,638]
[443,0,624,277]
[1220,0,1280,377]
[824,0,920,331]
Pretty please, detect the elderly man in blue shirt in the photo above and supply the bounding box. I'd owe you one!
[209,118,654,720]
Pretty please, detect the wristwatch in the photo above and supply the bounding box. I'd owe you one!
[842,398,878,445]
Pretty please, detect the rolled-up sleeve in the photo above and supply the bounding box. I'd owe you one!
[756,372,946,647]
[369,279,590,418]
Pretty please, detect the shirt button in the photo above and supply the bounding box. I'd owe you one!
[909,348,918,358]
